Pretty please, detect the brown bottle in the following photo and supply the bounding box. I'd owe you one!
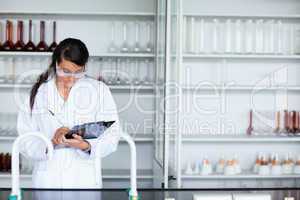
[2,153,7,171]
[7,154,11,172]
[24,20,36,51]
[2,20,14,51]
[48,21,57,52]
[4,153,10,172]
[288,111,295,134]
[246,110,253,135]
[0,27,2,50]
[0,153,3,171]
[14,21,25,51]
[274,111,280,133]
[296,111,300,135]
[291,111,297,134]
[36,21,48,51]
[284,110,289,134]
[0,22,2,51]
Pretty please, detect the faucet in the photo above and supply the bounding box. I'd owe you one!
[94,131,138,199]
[120,132,138,200]
[9,132,54,200]
[9,131,138,200]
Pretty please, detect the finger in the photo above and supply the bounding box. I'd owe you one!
[52,136,59,145]
[51,138,56,145]
[62,136,67,144]
[58,134,65,144]
[72,134,82,140]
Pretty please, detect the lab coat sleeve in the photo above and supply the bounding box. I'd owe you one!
[17,99,48,161]
[76,83,121,159]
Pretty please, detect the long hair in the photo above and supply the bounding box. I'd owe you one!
[29,38,89,111]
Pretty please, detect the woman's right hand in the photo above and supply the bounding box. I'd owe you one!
[52,127,70,145]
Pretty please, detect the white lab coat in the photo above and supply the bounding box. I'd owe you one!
[17,76,120,189]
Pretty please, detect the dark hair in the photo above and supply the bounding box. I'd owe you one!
[30,38,89,110]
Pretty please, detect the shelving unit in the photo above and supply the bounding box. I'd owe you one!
[181,173,300,180]
[181,85,300,91]
[0,0,158,189]
[0,52,155,58]
[181,135,300,143]
[183,54,300,60]
[162,0,300,189]
[0,83,155,91]
[0,11,155,17]
[0,169,154,180]
[0,134,154,142]
[183,14,300,19]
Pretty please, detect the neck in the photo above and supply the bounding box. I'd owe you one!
[55,78,72,101]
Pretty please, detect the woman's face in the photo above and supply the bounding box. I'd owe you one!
[56,59,85,88]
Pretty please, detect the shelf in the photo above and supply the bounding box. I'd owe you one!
[0,84,154,91]
[0,169,153,180]
[181,85,300,91]
[182,171,300,180]
[183,14,300,19]
[0,11,155,17]
[181,135,300,143]
[0,52,155,58]
[183,54,300,60]
[0,134,154,143]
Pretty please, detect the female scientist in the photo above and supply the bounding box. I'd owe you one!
[17,38,120,188]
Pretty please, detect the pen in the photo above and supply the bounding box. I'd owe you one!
[48,109,64,126]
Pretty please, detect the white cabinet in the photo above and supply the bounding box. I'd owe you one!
[160,0,300,189]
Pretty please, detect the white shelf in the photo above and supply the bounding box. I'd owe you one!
[0,52,155,58]
[182,171,300,179]
[183,14,300,19]
[0,169,153,179]
[183,54,300,59]
[0,134,154,143]
[0,83,154,91]
[181,85,300,91]
[0,11,155,17]
[181,135,300,143]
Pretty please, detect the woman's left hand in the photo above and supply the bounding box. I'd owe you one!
[63,134,91,151]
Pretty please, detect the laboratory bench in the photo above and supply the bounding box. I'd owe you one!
[0,188,300,200]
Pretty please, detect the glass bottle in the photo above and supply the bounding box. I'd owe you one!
[14,21,25,51]
[2,20,14,51]
[288,111,295,134]
[133,21,141,53]
[212,18,220,54]
[0,153,3,171]
[0,23,2,51]
[121,22,130,53]
[234,19,243,54]
[24,20,36,51]
[48,21,57,52]
[36,21,48,51]
[284,110,289,134]
[247,110,253,135]
[107,21,118,53]
[274,111,280,134]
[97,58,104,82]
[145,22,153,53]
[225,19,232,54]
[133,59,141,85]
[142,59,152,85]
[255,19,264,54]
[189,17,196,53]
[115,58,121,85]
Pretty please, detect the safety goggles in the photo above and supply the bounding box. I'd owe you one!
[56,64,86,78]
